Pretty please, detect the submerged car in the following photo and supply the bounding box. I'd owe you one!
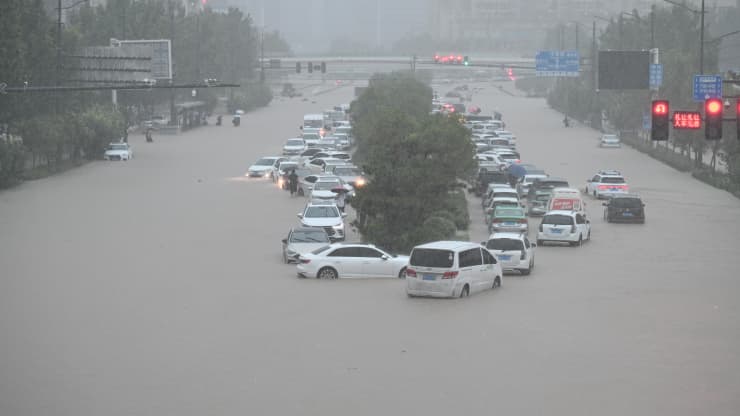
[603,194,645,223]
[104,142,133,161]
[296,243,409,279]
[281,227,331,263]
[484,232,536,275]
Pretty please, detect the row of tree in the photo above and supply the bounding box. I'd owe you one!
[349,72,477,253]
[0,0,282,188]
[544,5,740,191]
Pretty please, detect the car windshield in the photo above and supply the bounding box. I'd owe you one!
[409,248,454,268]
[313,181,340,191]
[290,230,330,243]
[601,177,625,184]
[543,214,574,225]
[303,134,320,141]
[109,144,127,150]
[333,167,360,176]
[611,198,642,208]
[487,238,524,251]
[494,192,518,199]
[539,181,569,189]
[255,158,274,166]
[279,163,298,171]
[535,193,552,201]
[305,206,339,218]
[286,139,304,146]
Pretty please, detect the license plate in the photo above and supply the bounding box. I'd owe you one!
[423,274,436,281]
[622,212,633,217]
[551,229,562,234]
[498,255,511,261]
[503,222,516,226]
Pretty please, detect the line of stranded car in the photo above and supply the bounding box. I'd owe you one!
[263,92,645,299]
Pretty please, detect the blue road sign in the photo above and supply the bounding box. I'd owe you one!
[642,114,651,130]
[649,64,663,90]
[536,50,580,77]
[693,75,723,102]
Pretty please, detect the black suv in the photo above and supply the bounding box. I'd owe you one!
[603,194,645,223]
[474,169,509,196]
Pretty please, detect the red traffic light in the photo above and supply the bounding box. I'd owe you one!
[652,100,669,116]
[706,98,723,115]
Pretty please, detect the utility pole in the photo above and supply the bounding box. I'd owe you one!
[575,23,579,51]
[699,0,705,74]
[592,20,597,91]
[650,4,655,49]
[619,14,624,49]
[169,0,176,127]
[260,28,265,83]
[56,0,63,111]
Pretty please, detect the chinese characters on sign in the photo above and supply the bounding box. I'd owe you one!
[672,111,702,129]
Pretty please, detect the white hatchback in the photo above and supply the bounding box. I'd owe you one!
[484,233,536,275]
[536,210,591,247]
[406,241,502,298]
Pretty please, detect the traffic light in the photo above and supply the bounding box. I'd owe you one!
[320,62,326,73]
[705,98,723,140]
[651,99,669,141]
[307,61,313,73]
[296,62,301,73]
[463,56,469,66]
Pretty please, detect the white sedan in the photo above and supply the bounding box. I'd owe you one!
[297,243,409,279]
[483,232,536,275]
[103,142,133,161]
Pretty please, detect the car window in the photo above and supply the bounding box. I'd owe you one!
[328,247,359,257]
[255,158,273,165]
[290,230,330,243]
[459,248,483,267]
[611,198,642,208]
[356,247,384,258]
[602,177,625,184]
[592,175,600,182]
[543,214,574,225]
[311,245,331,255]
[575,214,585,224]
[482,249,498,265]
[524,238,531,248]
[313,181,340,191]
[409,248,454,268]
[487,238,523,251]
[286,139,304,146]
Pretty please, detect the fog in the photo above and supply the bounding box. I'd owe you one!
[206,0,664,54]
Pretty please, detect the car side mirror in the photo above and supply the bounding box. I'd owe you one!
[531,242,537,247]
[282,238,288,244]
[602,202,607,206]
[297,213,303,219]
[381,255,389,260]
[642,203,646,207]
[480,241,486,246]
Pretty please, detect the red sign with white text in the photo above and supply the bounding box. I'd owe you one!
[672,111,702,129]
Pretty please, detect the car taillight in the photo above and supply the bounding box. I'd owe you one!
[442,271,459,279]
[406,268,417,277]
[493,218,502,223]
[598,185,609,190]
[519,218,527,224]
[520,251,526,260]
[570,225,576,233]
[300,258,311,264]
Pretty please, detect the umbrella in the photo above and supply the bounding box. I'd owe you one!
[507,163,527,178]
[331,187,349,194]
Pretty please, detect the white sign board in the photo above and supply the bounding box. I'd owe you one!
[111,39,172,80]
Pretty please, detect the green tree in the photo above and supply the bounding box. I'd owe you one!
[350,73,475,252]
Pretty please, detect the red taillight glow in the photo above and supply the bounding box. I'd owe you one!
[442,271,459,279]
[300,259,311,264]
[406,268,417,277]
[519,218,528,224]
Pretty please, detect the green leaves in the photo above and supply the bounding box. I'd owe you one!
[350,73,474,252]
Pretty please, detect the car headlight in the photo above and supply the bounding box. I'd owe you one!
[355,178,366,187]
[286,249,297,256]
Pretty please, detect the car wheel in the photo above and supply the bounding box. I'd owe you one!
[460,284,470,298]
[283,251,289,264]
[536,239,543,246]
[572,235,582,247]
[398,267,407,279]
[587,230,591,240]
[493,276,501,288]
[592,190,597,198]
[318,267,338,279]
[297,188,304,196]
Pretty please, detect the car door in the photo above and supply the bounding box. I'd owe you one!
[327,247,363,277]
[575,213,587,238]
[459,248,484,293]
[588,175,600,194]
[480,249,497,288]
[356,247,394,277]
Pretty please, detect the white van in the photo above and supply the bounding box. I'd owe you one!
[547,187,586,213]
[406,241,502,298]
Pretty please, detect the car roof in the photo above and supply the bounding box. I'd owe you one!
[610,193,641,199]
[488,232,526,240]
[291,226,329,233]
[551,187,581,194]
[535,177,567,183]
[544,210,577,216]
[306,200,338,207]
[413,240,481,251]
[597,169,622,176]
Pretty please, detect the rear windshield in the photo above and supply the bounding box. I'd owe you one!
[314,181,340,191]
[286,139,304,146]
[487,238,524,251]
[291,230,330,243]
[611,198,642,208]
[410,248,454,268]
[333,167,361,176]
[495,208,524,217]
[494,192,518,199]
[542,214,574,225]
[601,177,625,184]
[539,181,569,189]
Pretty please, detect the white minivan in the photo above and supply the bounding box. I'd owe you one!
[406,241,502,298]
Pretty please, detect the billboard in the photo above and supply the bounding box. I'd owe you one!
[598,51,650,90]
[111,39,172,80]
